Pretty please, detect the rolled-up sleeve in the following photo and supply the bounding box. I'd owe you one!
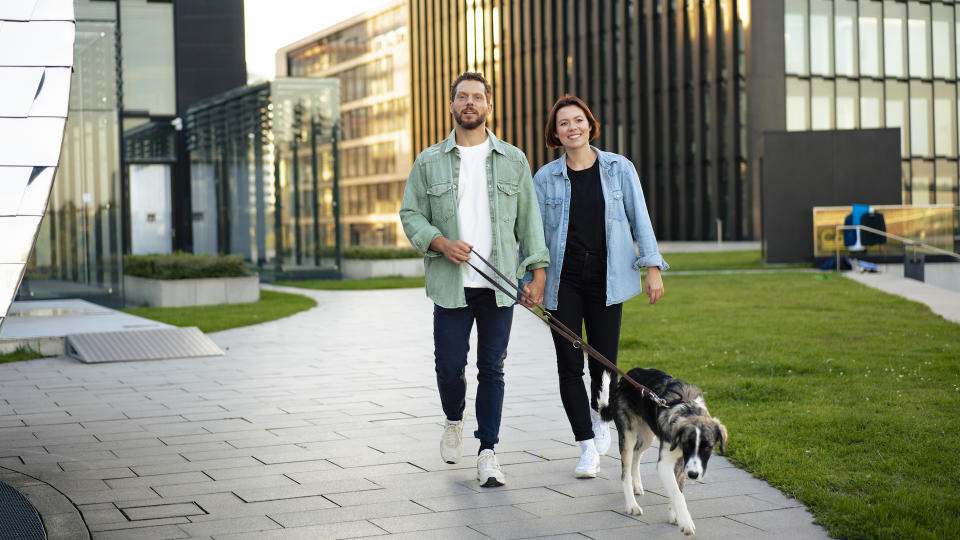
[622,161,669,272]
[399,157,443,257]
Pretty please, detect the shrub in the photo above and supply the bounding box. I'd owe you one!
[124,253,251,280]
[315,246,421,259]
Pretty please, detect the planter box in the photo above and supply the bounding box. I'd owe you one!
[124,274,260,307]
[342,258,424,280]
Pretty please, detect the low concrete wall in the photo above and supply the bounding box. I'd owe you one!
[124,275,260,307]
[874,262,960,293]
[342,258,424,280]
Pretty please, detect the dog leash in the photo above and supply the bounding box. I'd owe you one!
[463,248,669,409]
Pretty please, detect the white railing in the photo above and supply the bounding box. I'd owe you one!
[833,224,960,272]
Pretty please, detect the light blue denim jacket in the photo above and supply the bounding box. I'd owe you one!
[524,148,668,309]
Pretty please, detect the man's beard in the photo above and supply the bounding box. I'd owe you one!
[454,108,485,130]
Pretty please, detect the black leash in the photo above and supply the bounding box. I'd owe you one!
[463,249,669,408]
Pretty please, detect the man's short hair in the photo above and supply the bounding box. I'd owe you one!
[544,94,601,149]
[450,72,492,103]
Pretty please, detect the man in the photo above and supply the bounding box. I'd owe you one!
[400,72,549,487]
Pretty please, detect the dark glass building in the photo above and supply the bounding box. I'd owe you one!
[410,0,750,240]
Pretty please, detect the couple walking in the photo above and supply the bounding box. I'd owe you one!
[399,72,668,487]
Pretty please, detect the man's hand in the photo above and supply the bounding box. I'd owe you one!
[645,266,664,305]
[522,268,546,307]
[430,236,473,264]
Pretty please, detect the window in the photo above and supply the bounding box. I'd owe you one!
[810,0,834,76]
[933,82,956,157]
[786,77,809,131]
[911,159,933,204]
[909,81,932,157]
[885,81,909,156]
[884,1,906,78]
[932,4,955,79]
[859,1,883,77]
[861,80,884,128]
[785,0,808,75]
[837,79,859,129]
[935,160,958,205]
[908,3,931,79]
[812,79,835,130]
[835,0,858,77]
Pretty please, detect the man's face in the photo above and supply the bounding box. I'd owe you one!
[450,80,491,130]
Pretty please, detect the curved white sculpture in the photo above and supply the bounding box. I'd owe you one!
[0,1,75,331]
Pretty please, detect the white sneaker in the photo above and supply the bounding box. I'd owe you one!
[440,419,463,464]
[574,439,600,478]
[476,449,505,487]
[591,408,612,455]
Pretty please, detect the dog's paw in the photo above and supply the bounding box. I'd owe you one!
[633,480,644,496]
[668,506,677,525]
[678,517,696,536]
[625,503,644,516]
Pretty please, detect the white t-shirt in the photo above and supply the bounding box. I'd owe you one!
[456,138,493,289]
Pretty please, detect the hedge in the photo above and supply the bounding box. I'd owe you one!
[124,253,251,280]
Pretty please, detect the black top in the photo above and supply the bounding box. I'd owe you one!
[566,159,606,256]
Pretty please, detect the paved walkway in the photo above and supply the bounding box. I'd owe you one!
[0,286,829,539]
[843,270,960,325]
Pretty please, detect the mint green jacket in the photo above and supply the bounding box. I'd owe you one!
[400,129,550,309]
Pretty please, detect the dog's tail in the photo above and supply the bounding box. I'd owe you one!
[597,368,616,422]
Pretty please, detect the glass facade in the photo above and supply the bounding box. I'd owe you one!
[785,0,960,207]
[22,6,124,307]
[185,79,341,271]
[283,0,411,247]
[410,0,750,240]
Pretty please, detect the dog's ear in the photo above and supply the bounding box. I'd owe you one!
[669,423,683,452]
[713,418,728,455]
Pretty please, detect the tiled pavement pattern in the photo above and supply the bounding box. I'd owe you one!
[0,286,830,539]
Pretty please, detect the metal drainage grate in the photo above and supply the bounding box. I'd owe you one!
[0,481,45,540]
[66,327,224,363]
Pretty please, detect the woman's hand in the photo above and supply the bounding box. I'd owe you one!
[522,268,546,307]
[645,266,664,305]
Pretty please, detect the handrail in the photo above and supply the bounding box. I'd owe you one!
[833,224,960,271]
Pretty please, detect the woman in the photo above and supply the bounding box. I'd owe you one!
[528,95,668,478]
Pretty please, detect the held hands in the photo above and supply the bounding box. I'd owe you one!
[645,266,664,305]
[521,268,546,307]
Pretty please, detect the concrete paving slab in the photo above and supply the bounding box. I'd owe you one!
[0,286,827,539]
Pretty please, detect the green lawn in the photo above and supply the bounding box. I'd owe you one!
[122,289,316,333]
[617,271,959,540]
[275,276,425,290]
[661,249,810,271]
[0,346,47,364]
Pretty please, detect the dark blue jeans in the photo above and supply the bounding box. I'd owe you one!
[433,287,513,451]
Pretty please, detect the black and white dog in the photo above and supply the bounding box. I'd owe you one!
[598,367,728,536]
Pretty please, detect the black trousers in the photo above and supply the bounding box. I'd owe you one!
[550,250,622,441]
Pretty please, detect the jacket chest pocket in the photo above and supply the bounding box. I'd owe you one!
[496,181,519,223]
[543,198,563,229]
[608,190,627,221]
[427,182,456,223]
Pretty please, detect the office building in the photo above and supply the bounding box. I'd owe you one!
[410,0,749,240]
[277,0,411,247]
[20,0,246,306]
[409,0,960,241]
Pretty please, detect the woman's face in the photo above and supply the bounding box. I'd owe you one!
[555,105,591,151]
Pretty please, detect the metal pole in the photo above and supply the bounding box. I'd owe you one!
[310,118,320,267]
[273,144,283,275]
[332,123,343,272]
[835,225,841,273]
